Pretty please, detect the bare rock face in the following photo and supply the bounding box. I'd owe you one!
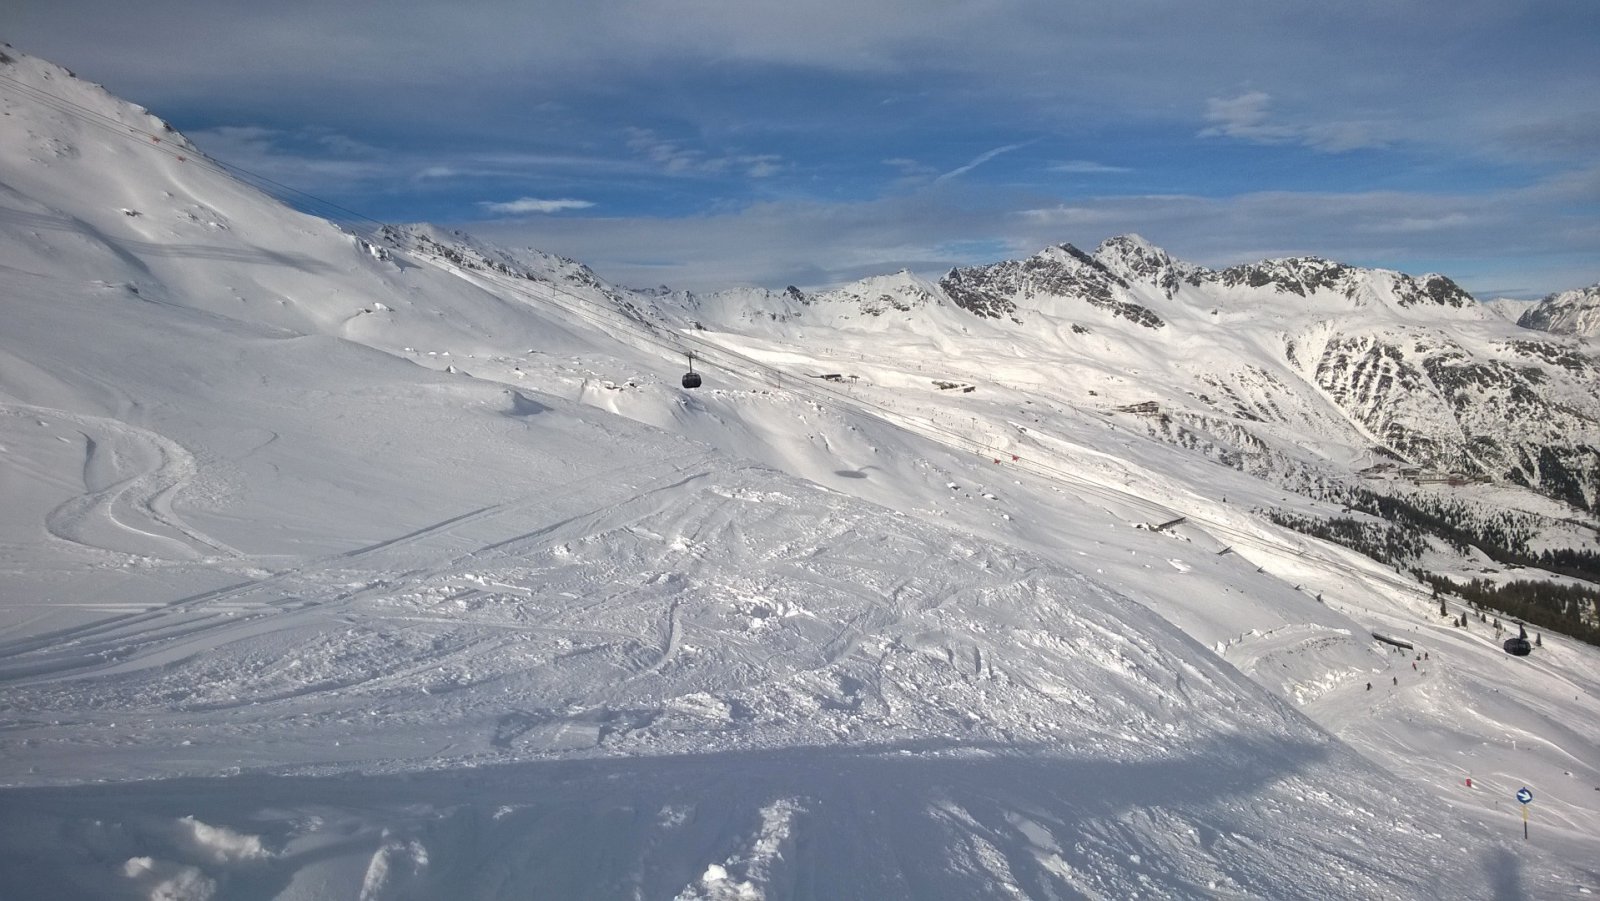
[940,243,1165,329]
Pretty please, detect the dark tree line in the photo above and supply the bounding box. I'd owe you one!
[1533,547,1600,584]
[1329,485,1536,560]
[1279,478,1600,582]
[1264,511,1427,567]
[1264,498,1600,648]
[1420,574,1600,646]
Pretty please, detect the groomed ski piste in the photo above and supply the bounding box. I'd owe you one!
[2,47,1598,899]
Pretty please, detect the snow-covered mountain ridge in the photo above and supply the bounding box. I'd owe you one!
[672,234,1600,517]
[1520,283,1600,338]
[2,45,1599,899]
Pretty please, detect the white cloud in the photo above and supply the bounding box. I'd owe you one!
[626,128,708,174]
[883,158,935,175]
[1361,212,1475,234]
[414,165,462,180]
[1199,91,1288,142]
[187,125,395,186]
[1200,91,1385,152]
[478,197,595,215]
[13,0,1597,173]
[741,155,784,178]
[623,128,785,179]
[1047,160,1132,175]
[464,170,1598,298]
[1196,90,1325,148]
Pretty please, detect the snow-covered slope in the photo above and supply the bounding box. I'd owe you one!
[2,46,1599,900]
[1519,284,1600,339]
[1485,296,1540,323]
[676,234,1600,516]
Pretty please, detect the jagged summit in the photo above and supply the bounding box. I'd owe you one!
[1097,232,1164,256]
[1211,256,1475,310]
[938,241,1166,328]
[1092,234,1204,298]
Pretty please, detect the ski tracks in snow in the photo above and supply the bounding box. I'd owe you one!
[6,401,241,561]
[0,449,720,684]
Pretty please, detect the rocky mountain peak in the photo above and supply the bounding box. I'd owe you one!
[1037,242,1117,277]
[1404,273,1475,309]
[1093,234,1205,298]
[938,242,1163,328]
[1210,256,1473,310]
[1217,256,1359,297]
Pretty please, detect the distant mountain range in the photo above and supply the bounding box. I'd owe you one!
[642,235,1600,519]
[374,213,1600,521]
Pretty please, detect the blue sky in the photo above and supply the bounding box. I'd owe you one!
[9,0,1599,296]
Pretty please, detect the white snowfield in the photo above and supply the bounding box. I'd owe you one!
[1,47,1598,900]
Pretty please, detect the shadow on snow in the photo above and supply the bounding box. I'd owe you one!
[0,733,1463,900]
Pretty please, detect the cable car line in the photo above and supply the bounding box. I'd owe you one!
[681,352,702,390]
[451,256,1373,578]
[3,73,1432,604]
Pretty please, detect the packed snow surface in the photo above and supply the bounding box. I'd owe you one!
[2,47,1598,899]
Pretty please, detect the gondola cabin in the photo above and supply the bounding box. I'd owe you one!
[1503,623,1532,656]
[681,351,702,389]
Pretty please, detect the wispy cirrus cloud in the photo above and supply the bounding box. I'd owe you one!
[625,128,784,179]
[186,125,396,186]
[1047,160,1132,175]
[1199,91,1298,144]
[478,197,595,215]
[883,158,937,177]
[935,142,1031,183]
[1200,91,1384,152]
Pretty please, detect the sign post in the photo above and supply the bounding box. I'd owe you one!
[1515,787,1533,840]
